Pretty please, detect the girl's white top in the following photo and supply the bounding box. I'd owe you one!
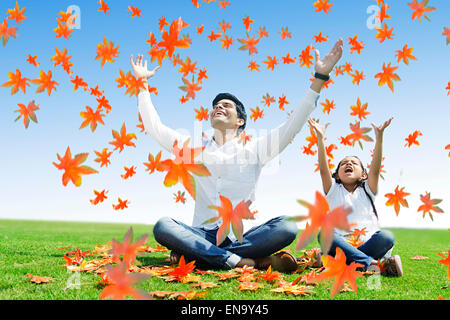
[326,181,380,243]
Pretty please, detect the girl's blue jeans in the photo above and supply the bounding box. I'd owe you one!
[153,216,298,269]
[319,230,395,269]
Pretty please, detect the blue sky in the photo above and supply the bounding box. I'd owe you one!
[0,0,449,231]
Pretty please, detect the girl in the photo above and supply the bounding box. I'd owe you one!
[308,117,403,277]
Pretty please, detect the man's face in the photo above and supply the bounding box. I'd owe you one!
[210,99,244,132]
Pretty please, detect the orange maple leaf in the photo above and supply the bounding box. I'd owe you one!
[446,144,450,156]
[31,70,59,96]
[348,121,373,149]
[250,106,264,121]
[350,70,365,86]
[310,247,364,297]
[350,98,370,120]
[281,52,296,64]
[110,227,148,267]
[261,93,275,107]
[408,0,436,22]
[14,100,39,129]
[121,166,137,180]
[168,255,196,281]
[204,195,257,245]
[1,68,29,95]
[51,47,73,74]
[290,191,352,254]
[194,106,209,121]
[404,130,422,147]
[219,34,234,50]
[385,185,410,216]
[90,189,108,205]
[218,19,231,33]
[94,148,112,168]
[52,147,98,187]
[207,29,222,42]
[313,0,334,14]
[262,56,278,70]
[278,94,290,111]
[348,35,364,54]
[237,33,260,56]
[143,151,164,174]
[417,192,444,221]
[258,26,269,38]
[437,250,450,280]
[159,139,211,200]
[100,262,152,300]
[179,76,202,99]
[95,37,119,67]
[238,130,252,145]
[242,15,254,31]
[299,45,315,68]
[395,44,417,65]
[178,56,197,77]
[374,62,400,92]
[109,123,137,153]
[127,6,142,18]
[26,54,40,67]
[79,106,105,132]
[258,266,283,282]
[280,26,292,39]
[174,191,187,204]
[320,99,335,115]
[375,23,394,43]
[313,31,329,43]
[124,74,146,97]
[0,19,18,46]
[53,20,73,39]
[112,197,130,210]
[97,0,110,14]
[443,27,450,45]
[248,61,260,72]
[70,75,88,92]
[7,1,27,24]
[158,17,190,58]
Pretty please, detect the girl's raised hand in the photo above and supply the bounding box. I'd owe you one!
[371,117,393,139]
[308,117,330,140]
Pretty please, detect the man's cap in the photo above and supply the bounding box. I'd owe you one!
[212,93,247,132]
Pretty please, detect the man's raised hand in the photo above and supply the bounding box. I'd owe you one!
[130,54,160,81]
[314,38,343,76]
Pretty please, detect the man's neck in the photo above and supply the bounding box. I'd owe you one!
[213,128,238,146]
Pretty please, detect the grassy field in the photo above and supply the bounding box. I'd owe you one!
[0,219,448,300]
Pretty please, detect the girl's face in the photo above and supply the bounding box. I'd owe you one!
[337,156,367,185]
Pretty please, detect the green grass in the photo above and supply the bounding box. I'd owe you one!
[0,219,448,300]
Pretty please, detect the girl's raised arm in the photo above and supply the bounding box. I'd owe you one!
[368,117,393,195]
[308,118,333,194]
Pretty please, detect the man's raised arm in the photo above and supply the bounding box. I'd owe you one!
[254,38,344,166]
[131,54,190,153]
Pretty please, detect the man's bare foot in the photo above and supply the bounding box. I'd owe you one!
[235,258,256,268]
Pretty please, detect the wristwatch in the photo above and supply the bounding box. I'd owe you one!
[314,72,330,81]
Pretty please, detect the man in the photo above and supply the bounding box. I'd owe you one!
[130,38,343,272]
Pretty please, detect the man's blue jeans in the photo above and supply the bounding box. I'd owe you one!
[319,230,395,269]
[153,216,298,269]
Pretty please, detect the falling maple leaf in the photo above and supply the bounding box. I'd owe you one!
[278,94,290,111]
[158,139,211,200]
[53,147,98,187]
[375,23,394,43]
[121,166,137,180]
[178,56,197,77]
[143,151,164,174]
[313,0,334,14]
[374,62,400,92]
[7,1,27,24]
[248,61,260,72]
[53,20,73,39]
[51,47,73,74]
[377,2,391,23]
[90,189,108,205]
[348,35,364,54]
[320,99,335,115]
[339,135,353,146]
[112,197,130,210]
[280,26,292,39]
[70,75,88,92]
[442,27,450,45]
[289,191,352,254]
[95,37,119,67]
[404,130,422,147]
[395,44,417,65]
[100,262,152,300]
[14,100,39,129]
[158,17,190,58]
[1,69,29,95]
[350,70,365,86]
[350,98,370,120]
[194,106,209,121]
[242,15,254,31]
[238,130,252,145]
[258,26,269,38]
[348,121,373,149]
[417,192,444,221]
[110,227,148,267]
[408,0,436,22]
[313,31,328,43]
[79,106,105,132]
[174,190,187,204]
[299,45,315,68]
[385,185,410,216]
[124,74,146,97]
[26,54,40,67]
[261,93,275,107]
[218,19,231,34]
[127,6,142,18]
[219,34,234,50]
[218,0,230,10]
[204,195,257,245]
[94,148,112,168]
[250,106,264,121]
[446,82,450,96]
[237,33,260,56]
[262,56,278,71]
[446,144,450,156]
[97,0,110,14]
[437,250,450,280]
[0,19,18,46]
[30,70,59,96]
[281,52,296,64]
[109,123,137,153]
[179,76,202,99]
[311,248,363,297]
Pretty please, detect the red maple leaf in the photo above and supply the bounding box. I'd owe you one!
[384,185,410,216]
[52,147,98,187]
[95,37,119,67]
[90,189,108,205]
[437,250,450,280]
[404,130,422,147]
